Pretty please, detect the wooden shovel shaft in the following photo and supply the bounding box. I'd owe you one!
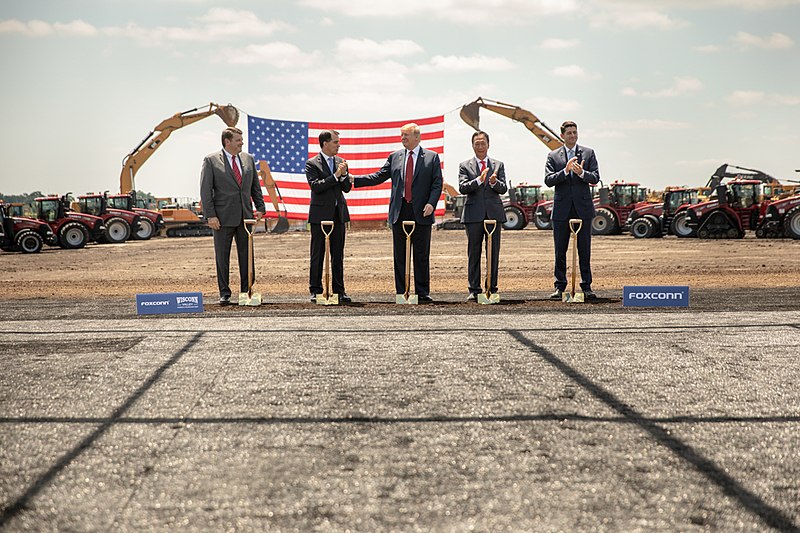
[568,218,583,296]
[321,221,334,299]
[402,221,415,298]
[483,219,496,296]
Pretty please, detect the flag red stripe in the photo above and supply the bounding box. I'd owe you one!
[307,131,443,146]
[309,145,443,161]
[309,115,444,130]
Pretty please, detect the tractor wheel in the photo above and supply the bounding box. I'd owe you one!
[58,222,89,249]
[503,206,526,230]
[132,218,156,240]
[591,208,616,235]
[630,218,655,239]
[784,209,800,239]
[103,217,131,243]
[15,229,43,253]
[533,211,552,230]
[670,212,696,238]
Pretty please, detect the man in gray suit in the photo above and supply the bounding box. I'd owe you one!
[200,127,266,305]
[458,131,507,301]
[352,123,443,302]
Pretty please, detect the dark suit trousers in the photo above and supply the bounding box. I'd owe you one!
[392,200,431,296]
[552,206,592,291]
[213,223,252,297]
[465,222,501,294]
[309,221,346,295]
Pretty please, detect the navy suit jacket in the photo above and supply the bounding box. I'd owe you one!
[353,147,443,225]
[306,153,351,224]
[458,157,508,223]
[200,150,266,227]
[544,144,600,221]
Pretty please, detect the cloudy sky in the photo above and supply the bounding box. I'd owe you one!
[1,0,798,197]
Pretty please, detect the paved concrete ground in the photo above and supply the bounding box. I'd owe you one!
[1,307,799,531]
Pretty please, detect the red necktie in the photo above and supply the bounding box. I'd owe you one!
[232,155,242,187]
[404,151,414,202]
[480,159,486,177]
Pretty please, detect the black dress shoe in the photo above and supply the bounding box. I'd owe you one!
[418,295,433,303]
[584,290,598,300]
[548,289,563,300]
[338,294,352,303]
[310,294,317,303]
[466,292,478,302]
[219,295,231,306]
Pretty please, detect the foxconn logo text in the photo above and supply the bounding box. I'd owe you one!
[141,300,169,307]
[629,292,684,300]
[623,286,689,307]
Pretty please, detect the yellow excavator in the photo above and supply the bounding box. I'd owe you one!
[119,102,289,236]
[459,97,565,151]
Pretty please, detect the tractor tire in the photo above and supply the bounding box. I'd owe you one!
[58,222,89,249]
[132,218,156,240]
[15,229,43,253]
[670,211,696,238]
[591,208,616,235]
[784,209,800,239]
[533,211,552,230]
[503,206,526,230]
[630,217,655,239]
[103,217,131,243]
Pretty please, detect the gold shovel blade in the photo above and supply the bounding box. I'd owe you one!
[396,294,418,305]
[316,294,339,306]
[477,293,501,305]
[238,292,250,306]
[562,291,585,303]
[247,292,262,306]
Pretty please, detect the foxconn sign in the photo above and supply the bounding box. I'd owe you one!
[136,292,204,315]
[623,286,689,307]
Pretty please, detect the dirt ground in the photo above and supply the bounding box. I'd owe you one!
[2,226,799,302]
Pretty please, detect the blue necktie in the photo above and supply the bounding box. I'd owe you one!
[329,157,335,176]
[567,149,574,176]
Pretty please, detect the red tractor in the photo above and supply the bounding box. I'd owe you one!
[106,191,164,240]
[533,199,554,231]
[502,184,550,230]
[34,194,106,249]
[683,180,767,238]
[0,202,56,253]
[592,180,654,235]
[756,193,800,239]
[76,192,142,244]
[624,187,700,238]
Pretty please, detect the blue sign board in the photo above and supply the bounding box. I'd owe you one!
[623,286,689,307]
[136,292,204,315]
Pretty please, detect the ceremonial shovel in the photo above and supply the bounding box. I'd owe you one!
[562,218,584,303]
[478,219,500,305]
[316,221,339,305]
[396,221,418,304]
[238,219,262,306]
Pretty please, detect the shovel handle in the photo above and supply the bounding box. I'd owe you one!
[402,220,416,238]
[321,221,334,299]
[483,219,497,237]
[568,218,583,235]
[321,220,334,237]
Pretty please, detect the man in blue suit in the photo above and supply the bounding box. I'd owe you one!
[544,121,600,300]
[352,123,443,302]
[458,131,507,301]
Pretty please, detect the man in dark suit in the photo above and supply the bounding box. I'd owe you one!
[545,120,601,300]
[352,123,443,302]
[200,127,266,305]
[458,131,507,301]
[306,129,352,303]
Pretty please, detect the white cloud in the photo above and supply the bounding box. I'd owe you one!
[590,8,686,30]
[297,0,579,23]
[540,38,580,49]
[224,42,321,68]
[551,65,600,80]
[623,77,703,98]
[523,96,581,113]
[733,31,794,49]
[420,54,515,72]
[0,18,96,36]
[590,0,800,11]
[335,38,424,61]
[726,90,800,105]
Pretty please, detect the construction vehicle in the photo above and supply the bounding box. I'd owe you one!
[624,187,700,238]
[256,161,290,233]
[590,180,654,235]
[0,202,55,253]
[153,197,214,237]
[683,180,767,238]
[503,183,550,230]
[106,191,164,239]
[33,194,105,249]
[75,192,142,243]
[756,193,800,239]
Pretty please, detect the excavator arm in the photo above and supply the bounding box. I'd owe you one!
[119,102,239,193]
[460,97,564,151]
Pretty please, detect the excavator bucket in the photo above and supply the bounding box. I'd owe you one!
[258,160,290,234]
[459,100,482,131]
[215,104,240,127]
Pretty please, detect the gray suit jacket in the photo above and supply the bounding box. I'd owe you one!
[200,150,266,227]
[458,157,508,223]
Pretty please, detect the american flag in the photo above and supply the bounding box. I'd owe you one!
[247,114,446,221]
